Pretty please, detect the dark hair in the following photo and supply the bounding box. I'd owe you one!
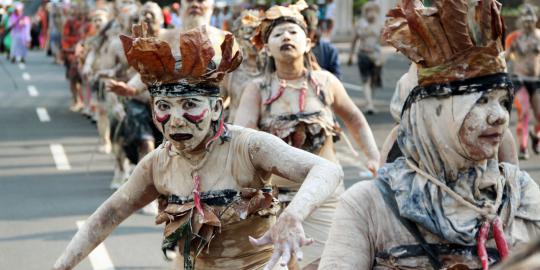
[263,16,308,43]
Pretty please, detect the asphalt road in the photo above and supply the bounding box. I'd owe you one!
[0,49,539,270]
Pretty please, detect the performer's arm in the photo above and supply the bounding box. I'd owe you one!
[348,24,359,65]
[52,154,159,270]
[248,131,343,269]
[329,74,380,174]
[319,195,374,269]
[233,81,261,129]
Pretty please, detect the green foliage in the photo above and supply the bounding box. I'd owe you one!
[353,0,370,16]
[502,7,521,17]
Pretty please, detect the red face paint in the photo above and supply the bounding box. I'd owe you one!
[183,109,209,124]
[155,113,171,123]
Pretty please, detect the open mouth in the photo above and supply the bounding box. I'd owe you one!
[280,44,295,51]
[170,133,193,141]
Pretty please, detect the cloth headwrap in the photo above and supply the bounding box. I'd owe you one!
[377,0,540,250]
[383,90,540,246]
[148,83,220,97]
[401,73,514,117]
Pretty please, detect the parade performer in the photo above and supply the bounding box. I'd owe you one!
[348,2,383,114]
[507,4,540,159]
[320,1,540,269]
[87,0,139,188]
[79,8,110,118]
[220,10,263,122]
[302,4,341,78]
[52,24,343,270]
[234,1,380,268]
[381,63,518,165]
[62,4,91,112]
[8,2,30,63]
[106,1,163,167]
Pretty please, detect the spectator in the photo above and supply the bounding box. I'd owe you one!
[170,2,182,28]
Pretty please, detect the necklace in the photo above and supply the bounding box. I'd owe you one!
[264,73,321,112]
[166,120,226,219]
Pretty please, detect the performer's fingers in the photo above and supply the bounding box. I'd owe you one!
[292,241,303,262]
[300,237,313,247]
[280,244,292,267]
[264,248,282,270]
[249,232,271,247]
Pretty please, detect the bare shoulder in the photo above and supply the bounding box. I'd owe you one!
[340,180,382,213]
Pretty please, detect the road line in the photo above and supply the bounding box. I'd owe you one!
[22,72,31,81]
[36,107,50,122]
[76,221,116,270]
[18,63,25,70]
[49,144,71,170]
[342,82,363,92]
[28,85,39,97]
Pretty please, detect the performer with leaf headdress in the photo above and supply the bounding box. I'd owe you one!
[53,24,343,270]
[320,1,540,269]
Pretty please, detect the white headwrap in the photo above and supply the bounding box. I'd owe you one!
[379,91,540,245]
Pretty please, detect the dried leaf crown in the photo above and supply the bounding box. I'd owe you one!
[382,0,506,86]
[120,24,242,91]
[252,0,309,51]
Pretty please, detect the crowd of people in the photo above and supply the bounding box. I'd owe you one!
[3,0,540,269]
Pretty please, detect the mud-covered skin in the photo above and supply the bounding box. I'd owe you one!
[153,96,219,153]
[52,124,342,269]
[459,90,511,161]
[236,70,380,174]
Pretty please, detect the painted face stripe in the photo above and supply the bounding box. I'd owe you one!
[183,109,209,124]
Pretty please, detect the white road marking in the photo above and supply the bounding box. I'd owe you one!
[18,63,25,70]
[22,72,31,81]
[36,107,50,122]
[49,144,71,170]
[342,82,363,92]
[28,85,39,97]
[76,221,116,270]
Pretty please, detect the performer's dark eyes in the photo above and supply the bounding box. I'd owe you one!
[500,98,511,109]
[476,97,488,105]
[183,101,197,110]
[157,102,170,111]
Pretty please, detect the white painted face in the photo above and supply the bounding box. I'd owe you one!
[266,22,310,62]
[153,95,222,153]
[92,13,109,31]
[237,25,258,56]
[181,0,213,29]
[459,89,511,161]
[140,3,163,35]
[116,0,138,30]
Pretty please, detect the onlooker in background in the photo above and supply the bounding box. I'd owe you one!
[9,2,31,63]
[1,6,14,59]
[321,0,335,41]
[48,2,64,64]
[348,2,383,114]
[162,6,171,28]
[170,2,182,28]
[30,12,41,49]
[506,4,540,159]
[36,2,48,50]
[210,6,222,28]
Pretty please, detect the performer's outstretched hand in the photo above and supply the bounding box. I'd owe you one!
[250,211,313,270]
[107,79,137,96]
